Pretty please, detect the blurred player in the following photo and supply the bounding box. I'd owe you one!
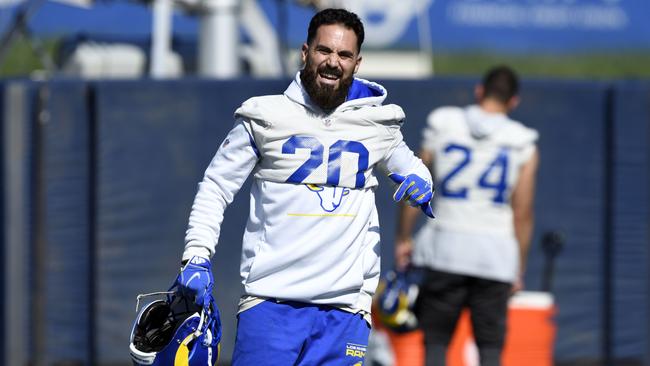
[175,8,434,365]
[395,66,539,366]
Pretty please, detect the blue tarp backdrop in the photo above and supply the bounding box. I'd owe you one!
[2,0,649,53]
[1,77,649,365]
[259,0,650,52]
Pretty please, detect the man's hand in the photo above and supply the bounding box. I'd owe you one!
[389,173,434,218]
[395,238,413,271]
[175,256,214,307]
[511,273,525,295]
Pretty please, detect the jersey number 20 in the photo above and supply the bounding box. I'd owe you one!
[440,143,509,204]
[282,136,369,188]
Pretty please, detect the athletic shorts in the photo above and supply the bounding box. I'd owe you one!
[415,269,511,349]
[232,299,370,365]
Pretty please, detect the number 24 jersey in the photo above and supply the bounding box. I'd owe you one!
[424,105,538,236]
[412,105,537,282]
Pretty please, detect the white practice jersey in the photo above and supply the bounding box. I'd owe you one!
[184,73,431,313]
[412,105,538,283]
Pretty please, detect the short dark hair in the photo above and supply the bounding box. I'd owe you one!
[482,65,519,104]
[306,8,365,52]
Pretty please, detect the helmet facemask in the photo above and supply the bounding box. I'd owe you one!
[132,295,201,353]
[129,290,221,366]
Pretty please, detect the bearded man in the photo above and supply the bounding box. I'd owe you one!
[175,8,434,365]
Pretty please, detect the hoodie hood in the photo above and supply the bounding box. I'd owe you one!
[463,104,539,147]
[284,71,387,114]
[464,104,510,139]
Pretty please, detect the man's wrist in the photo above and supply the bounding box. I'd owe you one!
[396,237,412,246]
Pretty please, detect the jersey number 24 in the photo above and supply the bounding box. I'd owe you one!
[440,143,510,204]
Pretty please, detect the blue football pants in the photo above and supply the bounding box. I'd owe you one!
[232,300,370,366]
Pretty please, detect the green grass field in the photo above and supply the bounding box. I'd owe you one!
[1,36,649,81]
[0,37,59,77]
[431,51,650,80]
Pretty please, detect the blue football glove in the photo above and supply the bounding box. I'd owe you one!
[389,173,435,218]
[175,256,214,307]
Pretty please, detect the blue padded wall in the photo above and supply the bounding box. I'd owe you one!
[377,78,611,362]
[40,81,92,365]
[4,77,644,365]
[92,79,287,364]
[611,82,650,365]
[515,80,610,362]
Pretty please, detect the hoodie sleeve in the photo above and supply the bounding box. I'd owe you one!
[379,140,432,186]
[500,122,539,158]
[375,105,432,184]
[182,120,259,262]
[421,106,465,152]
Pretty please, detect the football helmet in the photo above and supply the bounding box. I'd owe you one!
[375,269,421,333]
[129,289,221,366]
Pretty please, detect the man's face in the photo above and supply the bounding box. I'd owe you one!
[300,23,362,110]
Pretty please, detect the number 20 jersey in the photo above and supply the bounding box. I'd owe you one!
[413,105,538,282]
[239,94,406,189]
[183,75,430,312]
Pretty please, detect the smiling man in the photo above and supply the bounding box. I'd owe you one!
[175,8,435,365]
[300,19,361,110]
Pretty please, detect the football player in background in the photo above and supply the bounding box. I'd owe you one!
[175,8,434,365]
[395,66,539,366]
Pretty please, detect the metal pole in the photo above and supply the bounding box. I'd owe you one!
[416,0,434,76]
[150,0,174,78]
[198,0,240,78]
[3,82,30,366]
[276,0,288,76]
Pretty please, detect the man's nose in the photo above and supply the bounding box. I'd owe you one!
[326,53,339,66]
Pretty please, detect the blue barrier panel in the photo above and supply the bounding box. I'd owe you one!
[79,77,612,364]
[611,82,650,365]
[512,80,610,363]
[39,81,92,365]
[92,79,287,364]
[3,74,645,365]
[378,78,611,362]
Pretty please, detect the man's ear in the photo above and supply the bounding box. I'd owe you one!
[354,55,362,74]
[507,95,521,111]
[301,43,309,65]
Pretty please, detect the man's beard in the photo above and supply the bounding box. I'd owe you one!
[301,63,353,111]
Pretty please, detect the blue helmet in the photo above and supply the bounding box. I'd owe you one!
[375,269,421,333]
[129,291,221,366]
